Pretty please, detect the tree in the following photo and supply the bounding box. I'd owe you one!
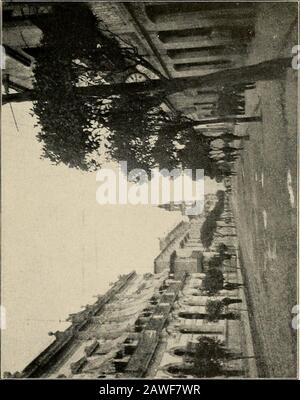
[3,4,292,173]
[202,268,224,295]
[201,191,225,248]
[189,336,250,377]
[217,243,233,259]
[3,4,221,174]
[208,254,223,269]
[3,57,291,104]
[205,299,240,321]
[202,267,245,295]
[29,3,132,171]
[206,299,225,321]
[191,337,225,377]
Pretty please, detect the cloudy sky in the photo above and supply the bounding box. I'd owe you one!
[1,102,222,373]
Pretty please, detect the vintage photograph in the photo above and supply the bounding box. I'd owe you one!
[1,1,298,379]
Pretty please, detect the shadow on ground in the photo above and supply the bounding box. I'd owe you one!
[231,3,298,378]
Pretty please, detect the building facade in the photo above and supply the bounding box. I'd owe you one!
[3,2,256,124]
[92,2,256,120]
[6,194,257,379]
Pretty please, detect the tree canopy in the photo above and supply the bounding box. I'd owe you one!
[6,4,291,176]
[191,336,227,377]
[32,4,124,170]
[189,336,245,377]
[205,299,225,321]
[202,268,224,295]
[28,3,218,176]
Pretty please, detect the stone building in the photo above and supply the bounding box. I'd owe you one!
[91,2,256,120]
[158,194,219,215]
[158,200,199,215]
[3,2,256,124]
[6,198,257,379]
[154,220,190,274]
[3,4,257,378]
[2,3,54,91]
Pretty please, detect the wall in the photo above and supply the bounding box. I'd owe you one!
[154,221,190,273]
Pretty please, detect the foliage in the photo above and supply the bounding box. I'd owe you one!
[205,299,225,322]
[202,268,224,295]
[216,243,233,263]
[32,4,122,170]
[217,242,229,255]
[191,336,227,377]
[32,3,158,171]
[187,336,247,377]
[176,132,219,180]
[31,3,219,176]
[106,103,218,178]
[104,95,183,173]
[200,190,225,248]
[208,254,222,269]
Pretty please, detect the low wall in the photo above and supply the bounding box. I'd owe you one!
[158,221,189,251]
[154,221,190,274]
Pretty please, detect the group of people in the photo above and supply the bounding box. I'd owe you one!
[215,82,255,117]
[198,83,255,178]
[201,128,249,177]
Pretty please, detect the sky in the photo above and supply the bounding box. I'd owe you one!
[1,101,222,373]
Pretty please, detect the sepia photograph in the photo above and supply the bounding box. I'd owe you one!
[1,0,298,382]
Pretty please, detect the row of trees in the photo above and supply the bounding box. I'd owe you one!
[205,297,242,321]
[200,190,226,247]
[175,235,247,377]
[188,246,246,376]
[201,200,242,320]
[3,3,292,178]
[202,266,243,295]
[170,336,252,377]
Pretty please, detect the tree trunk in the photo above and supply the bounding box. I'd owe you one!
[3,57,291,104]
[192,115,261,126]
[2,90,34,104]
[227,354,256,361]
